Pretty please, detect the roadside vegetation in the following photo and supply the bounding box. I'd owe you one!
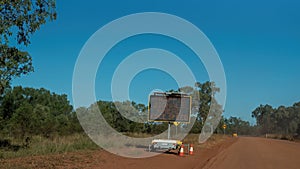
[252,103,300,140]
[0,82,230,159]
[1,83,300,159]
[0,133,98,159]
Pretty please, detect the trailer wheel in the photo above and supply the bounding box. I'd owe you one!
[149,145,155,152]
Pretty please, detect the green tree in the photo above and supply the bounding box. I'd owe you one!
[0,0,57,94]
[195,81,220,124]
[292,102,300,135]
[274,105,299,135]
[32,104,57,137]
[224,116,252,135]
[9,102,34,138]
[252,102,300,137]
[0,46,33,94]
[0,86,73,138]
[252,104,275,134]
[184,81,222,133]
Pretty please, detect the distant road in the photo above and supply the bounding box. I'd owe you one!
[203,137,300,169]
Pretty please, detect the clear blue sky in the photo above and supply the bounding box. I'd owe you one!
[12,0,300,123]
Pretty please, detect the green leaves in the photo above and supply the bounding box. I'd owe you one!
[0,44,34,94]
[1,0,57,46]
[0,0,56,94]
[223,116,251,135]
[252,102,300,136]
[0,86,74,138]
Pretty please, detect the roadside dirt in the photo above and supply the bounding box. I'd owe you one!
[3,137,300,169]
[203,137,300,169]
[0,136,236,169]
[4,135,300,169]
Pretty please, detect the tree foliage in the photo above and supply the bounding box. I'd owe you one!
[184,82,223,133]
[76,81,222,135]
[0,86,77,139]
[1,0,57,45]
[252,102,300,137]
[95,100,168,134]
[223,116,252,135]
[0,45,33,94]
[0,81,258,142]
[0,0,57,94]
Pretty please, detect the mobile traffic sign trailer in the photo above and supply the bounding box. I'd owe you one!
[148,92,191,152]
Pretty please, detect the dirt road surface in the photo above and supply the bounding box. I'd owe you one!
[203,137,300,169]
[1,137,300,169]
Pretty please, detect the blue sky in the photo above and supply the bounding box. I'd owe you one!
[12,0,300,123]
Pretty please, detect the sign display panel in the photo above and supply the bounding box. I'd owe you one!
[148,93,191,122]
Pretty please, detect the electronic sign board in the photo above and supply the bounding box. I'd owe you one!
[148,93,191,123]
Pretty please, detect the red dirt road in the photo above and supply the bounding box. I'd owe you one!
[0,136,235,169]
[1,137,300,169]
[203,137,300,169]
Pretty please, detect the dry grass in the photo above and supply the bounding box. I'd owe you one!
[183,134,230,148]
[0,133,98,159]
[264,134,295,141]
[0,133,230,160]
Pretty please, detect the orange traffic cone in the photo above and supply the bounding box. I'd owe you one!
[189,144,194,155]
[179,145,184,157]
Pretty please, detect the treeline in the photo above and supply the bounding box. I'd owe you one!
[220,102,300,138]
[75,101,254,136]
[0,84,298,149]
[252,103,300,137]
[7,82,298,144]
[0,82,224,139]
[0,86,82,139]
[0,82,258,143]
[76,100,170,135]
[216,116,253,135]
[65,81,224,135]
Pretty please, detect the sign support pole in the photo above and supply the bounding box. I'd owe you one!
[223,124,226,135]
[168,122,171,140]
